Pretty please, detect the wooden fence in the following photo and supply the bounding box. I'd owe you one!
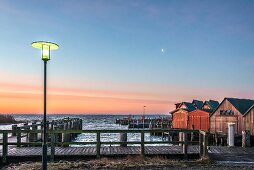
[0,129,208,163]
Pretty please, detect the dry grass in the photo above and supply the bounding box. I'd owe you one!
[4,156,254,170]
[2,156,213,170]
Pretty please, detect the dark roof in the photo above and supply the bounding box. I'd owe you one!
[182,102,196,111]
[227,98,254,115]
[170,108,193,114]
[244,104,254,116]
[192,100,204,109]
[207,100,219,109]
[205,100,220,110]
[202,100,219,110]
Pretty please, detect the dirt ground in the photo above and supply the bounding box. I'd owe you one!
[1,156,254,170]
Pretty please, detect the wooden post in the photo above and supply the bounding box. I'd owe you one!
[23,123,28,146]
[27,126,32,147]
[96,132,101,158]
[74,120,78,137]
[179,132,183,146]
[26,124,30,147]
[141,131,145,157]
[51,120,55,130]
[199,133,203,158]
[34,123,38,142]
[79,119,83,130]
[54,126,60,146]
[46,121,50,130]
[191,125,194,141]
[41,121,43,141]
[203,132,208,157]
[242,130,250,147]
[58,125,63,144]
[29,122,37,146]
[12,125,17,136]
[68,121,73,139]
[50,133,55,162]
[215,133,218,146]
[46,121,50,142]
[2,132,8,164]
[62,122,70,147]
[183,132,188,159]
[120,133,127,147]
[17,127,21,147]
[191,132,194,142]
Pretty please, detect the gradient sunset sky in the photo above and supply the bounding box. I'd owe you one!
[0,0,253,114]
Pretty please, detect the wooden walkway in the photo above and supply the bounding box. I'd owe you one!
[0,146,199,157]
[208,146,254,163]
[2,145,254,164]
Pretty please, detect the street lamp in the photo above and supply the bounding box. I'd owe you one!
[31,41,59,170]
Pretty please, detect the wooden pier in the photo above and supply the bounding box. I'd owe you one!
[2,127,254,164]
[0,129,208,163]
[116,116,172,129]
[2,146,254,163]
[0,146,200,157]
[7,118,83,147]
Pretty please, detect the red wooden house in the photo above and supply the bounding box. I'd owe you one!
[172,101,196,129]
[171,99,218,131]
[188,110,209,131]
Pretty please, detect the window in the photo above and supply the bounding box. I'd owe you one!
[220,110,234,116]
[203,104,210,109]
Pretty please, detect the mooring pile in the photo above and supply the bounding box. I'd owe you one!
[11,117,83,147]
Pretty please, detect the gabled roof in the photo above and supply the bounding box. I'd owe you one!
[202,100,219,110]
[182,102,196,111]
[210,98,254,117]
[175,102,182,109]
[207,100,219,109]
[227,98,254,115]
[170,108,193,114]
[244,104,254,116]
[192,100,204,109]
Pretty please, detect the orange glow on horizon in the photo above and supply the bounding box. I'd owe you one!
[0,83,174,114]
[0,82,252,114]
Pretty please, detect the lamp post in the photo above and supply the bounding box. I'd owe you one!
[31,41,59,170]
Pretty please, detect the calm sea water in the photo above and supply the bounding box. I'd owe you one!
[0,114,170,146]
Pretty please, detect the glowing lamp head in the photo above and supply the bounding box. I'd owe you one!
[31,41,59,61]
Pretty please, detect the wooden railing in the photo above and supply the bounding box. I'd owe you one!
[0,129,208,163]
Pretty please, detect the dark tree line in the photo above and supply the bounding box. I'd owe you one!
[0,115,17,124]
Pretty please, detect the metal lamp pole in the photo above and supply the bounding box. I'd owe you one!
[42,59,47,170]
[32,41,59,170]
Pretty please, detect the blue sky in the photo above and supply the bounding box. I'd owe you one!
[0,0,253,114]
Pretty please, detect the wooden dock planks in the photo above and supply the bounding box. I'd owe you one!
[2,145,254,164]
[208,146,254,163]
[0,146,199,157]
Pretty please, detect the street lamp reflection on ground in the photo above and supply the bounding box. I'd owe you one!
[31,41,59,170]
